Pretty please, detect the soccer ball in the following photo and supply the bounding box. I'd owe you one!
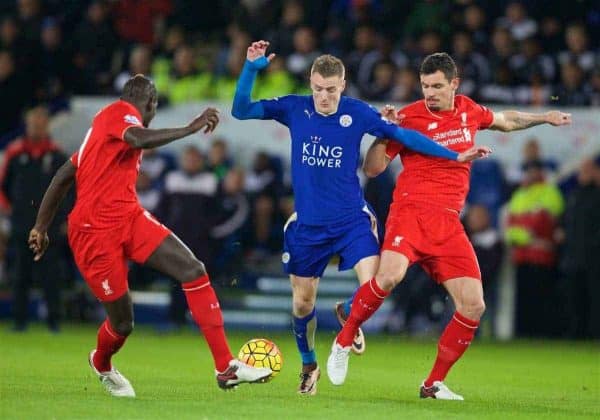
[238,338,283,379]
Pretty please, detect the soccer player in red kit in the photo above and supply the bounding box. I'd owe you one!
[28,75,272,397]
[327,53,572,399]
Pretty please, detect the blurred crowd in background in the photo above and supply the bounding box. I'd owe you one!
[1,0,599,140]
[0,0,599,339]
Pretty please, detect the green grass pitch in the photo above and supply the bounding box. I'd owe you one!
[1,323,598,419]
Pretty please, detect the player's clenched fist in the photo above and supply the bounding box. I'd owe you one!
[189,107,220,134]
[28,227,49,261]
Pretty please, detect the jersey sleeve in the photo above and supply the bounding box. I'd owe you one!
[259,95,297,126]
[475,103,494,129]
[107,104,144,140]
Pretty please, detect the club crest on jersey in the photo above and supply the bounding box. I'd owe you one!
[392,236,403,247]
[124,114,141,125]
[339,114,352,127]
[427,122,438,131]
[101,279,114,296]
[461,112,468,127]
[282,252,290,264]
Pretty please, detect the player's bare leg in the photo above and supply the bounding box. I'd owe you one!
[420,276,484,401]
[145,233,272,389]
[290,275,321,395]
[328,251,408,385]
[89,293,136,397]
[335,255,380,355]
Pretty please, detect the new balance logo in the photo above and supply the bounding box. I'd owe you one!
[101,279,113,296]
[427,122,438,131]
[210,303,220,310]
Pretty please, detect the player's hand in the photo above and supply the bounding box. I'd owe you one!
[189,107,220,134]
[246,40,275,69]
[380,105,398,123]
[28,227,49,261]
[457,146,492,163]
[545,111,571,126]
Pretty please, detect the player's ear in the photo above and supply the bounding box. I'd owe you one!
[341,78,346,92]
[451,77,460,92]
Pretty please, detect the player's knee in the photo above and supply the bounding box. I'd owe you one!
[376,269,405,291]
[114,320,134,336]
[182,260,207,282]
[292,295,315,317]
[459,299,486,320]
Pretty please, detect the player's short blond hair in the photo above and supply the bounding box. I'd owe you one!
[311,55,345,79]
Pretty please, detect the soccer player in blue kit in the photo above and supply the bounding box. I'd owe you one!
[232,40,490,395]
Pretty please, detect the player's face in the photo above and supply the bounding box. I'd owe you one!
[310,72,345,115]
[420,71,459,111]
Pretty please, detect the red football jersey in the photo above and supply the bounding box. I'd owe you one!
[386,95,494,212]
[69,100,144,230]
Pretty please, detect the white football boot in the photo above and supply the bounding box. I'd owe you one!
[326,339,351,385]
[216,359,272,390]
[88,350,136,397]
[419,381,464,400]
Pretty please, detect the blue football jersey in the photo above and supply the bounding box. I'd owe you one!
[260,95,398,225]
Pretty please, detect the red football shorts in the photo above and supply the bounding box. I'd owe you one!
[68,209,171,302]
[382,203,481,283]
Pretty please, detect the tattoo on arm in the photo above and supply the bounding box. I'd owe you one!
[501,111,547,131]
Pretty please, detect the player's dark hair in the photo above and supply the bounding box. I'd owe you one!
[420,53,458,82]
[311,55,345,78]
[122,74,156,102]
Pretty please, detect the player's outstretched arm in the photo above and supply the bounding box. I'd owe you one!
[387,126,490,163]
[231,40,275,120]
[490,110,571,132]
[124,108,220,149]
[29,160,76,261]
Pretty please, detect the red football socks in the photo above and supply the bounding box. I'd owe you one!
[93,319,127,372]
[337,278,389,347]
[183,274,233,373]
[424,311,479,387]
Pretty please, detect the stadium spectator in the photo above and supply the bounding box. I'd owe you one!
[286,26,321,82]
[560,158,600,339]
[586,67,600,106]
[356,33,407,99]
[38,17,70,108]
[557,23,596,75]
[462,4,489,54]
[451,30,491,98]
[538,16,563,54]
[266,0,305,57]
[506,160,564,337]
[362,60,396,101]
[139,147,176,189]
[111,0,172,46]
[154,44,211,104]
[506,138,558,188]
[211,167,250,281]
[244,151,283,260]
[0,50,31,138]
[344,24,377,87]
[207,138,232,181]
[70,0,118,94]
[553,61,591,106]
[0,106,69,332]
[390,67,421,103]
[156,146,219,327]
[114,45,153,93]
[17,0,42,44]
[464,205,504,338]
[509,37,555,86]
[496,2,538,41]
[151,25,185,79]
[254,55,297,99]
